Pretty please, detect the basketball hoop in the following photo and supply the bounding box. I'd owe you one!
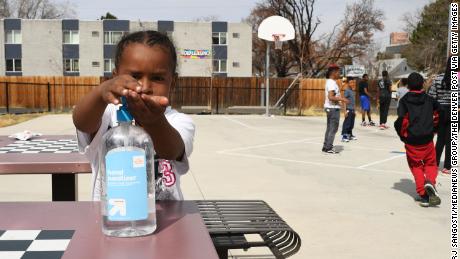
[257,16,295,117]
[273,34,285,50]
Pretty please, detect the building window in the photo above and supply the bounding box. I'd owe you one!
[64,59,79,72]
[104,59,115,72]
[104,31,124,44]
[92,31,99,37]
[6,59,21,72]
[232,33,240,38]
[5,30,21,44]
[92,61,100,67]
[232,62,240,68]
[63,30,79,44]
[212,32,227,45]
[213,59,227,73]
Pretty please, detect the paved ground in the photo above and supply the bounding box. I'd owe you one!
[0,114,450,259]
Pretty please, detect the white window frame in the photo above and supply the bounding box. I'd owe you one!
[213,59,227,73]
[212,32,227,45]
[6,59,22,72]
[63,30,79,44]
[64,59,79,72]
[5,30,22,44]
[104,31,124,45]
[104,59,115,73]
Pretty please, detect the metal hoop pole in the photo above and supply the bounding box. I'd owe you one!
[265,42,270,117]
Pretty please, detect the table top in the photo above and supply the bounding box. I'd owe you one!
[0,135,91,174]
[0,201,219,259]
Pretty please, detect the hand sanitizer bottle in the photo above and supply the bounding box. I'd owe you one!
[100,97,156,237]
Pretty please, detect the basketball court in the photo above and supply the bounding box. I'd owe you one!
[0,114,450,258]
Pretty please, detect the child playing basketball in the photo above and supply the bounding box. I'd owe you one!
[341,77,357,142]
[73,31,195,201]
[394,72,440,207]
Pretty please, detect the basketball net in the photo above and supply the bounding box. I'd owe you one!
[272,34,285,50]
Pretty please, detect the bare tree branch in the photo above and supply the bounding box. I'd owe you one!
[0,0,75,19]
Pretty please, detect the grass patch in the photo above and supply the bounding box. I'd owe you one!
[0,113,46,128]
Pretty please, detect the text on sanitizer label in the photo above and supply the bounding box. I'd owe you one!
[105,147,148,221]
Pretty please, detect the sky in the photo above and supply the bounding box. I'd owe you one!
[71,0,433,49]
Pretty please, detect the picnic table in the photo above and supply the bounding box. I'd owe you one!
[0,135,90,201]
[0,136,302,258]
[0,201,219,259]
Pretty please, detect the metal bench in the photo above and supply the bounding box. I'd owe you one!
[196,200,301,259]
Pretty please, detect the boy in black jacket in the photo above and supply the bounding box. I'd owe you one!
[394,72,441,207]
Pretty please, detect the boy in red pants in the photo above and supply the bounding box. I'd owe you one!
[394,72,441,207]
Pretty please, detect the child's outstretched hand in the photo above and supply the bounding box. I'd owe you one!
[126,89,169,126]
[100,75,142,105]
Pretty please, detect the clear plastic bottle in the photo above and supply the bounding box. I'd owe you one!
[100,97,156,237]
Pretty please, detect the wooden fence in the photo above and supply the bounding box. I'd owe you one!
[0,76,379,114]
[299,79,379,111]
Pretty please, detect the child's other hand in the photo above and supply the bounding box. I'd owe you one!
[100,75,142,105]
[126,91,169,126]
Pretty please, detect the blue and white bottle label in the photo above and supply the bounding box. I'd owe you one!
[105,147,148,221]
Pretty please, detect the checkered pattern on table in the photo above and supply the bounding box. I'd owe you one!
[0,230,74,259]
[0,139,78,154]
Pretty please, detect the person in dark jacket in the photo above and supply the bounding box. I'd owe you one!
[378,71,392,129]
[394,72,441,207]
[427,57,459,174]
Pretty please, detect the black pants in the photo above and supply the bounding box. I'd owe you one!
[379,96,391,125]
[436,112,451,169]
[323,108,340,150]
[341,109,355,136]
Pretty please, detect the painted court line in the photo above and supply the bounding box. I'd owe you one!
[357,154,406,169]
[217,138,318,153]
[219,151,409,176]
[221,116,316,134]
[222,116,256,129]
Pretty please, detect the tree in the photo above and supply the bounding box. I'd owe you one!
[245,0,316,77]
[313,0,383,76]
[245,2,277,76]
[0,0,76,19]
[402,0,449,75]
[100,12,117,20]
[246,0,384,77]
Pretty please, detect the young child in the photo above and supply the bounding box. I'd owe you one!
[322,64,349,154]
[358,74,375,126]
[395,78,409,108]
[341,77,357,142]
[394,72,440,207]
[73,31,195,201]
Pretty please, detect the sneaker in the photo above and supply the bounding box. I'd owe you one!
[323,148,339,154]
[379,124,385,130]
[361,121,367,126]
[441,168,451,175]
[415,195,430,207]
[384,124,390,129]
[350,135,358,140]
[424,182,441,206]
[369,121,376,126]
[341,136,350,142]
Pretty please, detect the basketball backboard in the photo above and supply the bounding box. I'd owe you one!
[257,15,295,43]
